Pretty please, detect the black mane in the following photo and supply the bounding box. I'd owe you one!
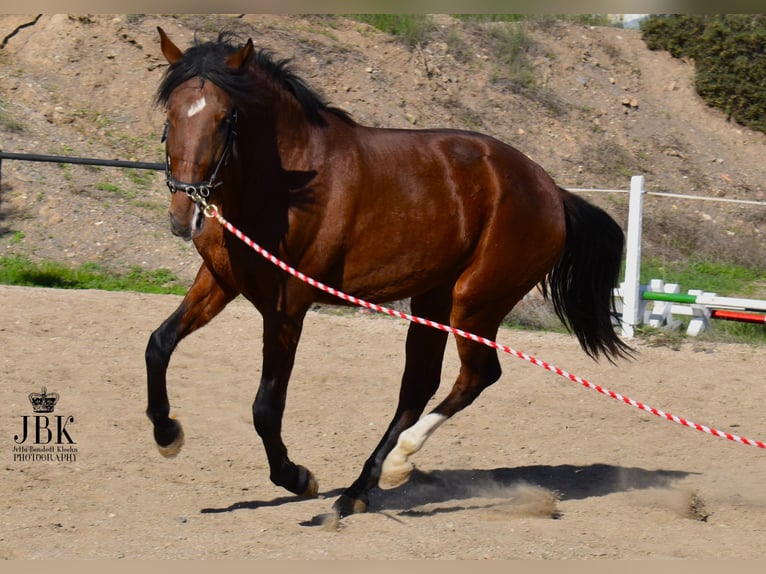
[156,32,352,126]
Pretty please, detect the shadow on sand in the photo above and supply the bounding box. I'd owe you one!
[200,462,693,524]
[366,464,692,513]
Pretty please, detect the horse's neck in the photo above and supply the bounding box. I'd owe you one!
[242,108,318,176]
[224,104,313,211]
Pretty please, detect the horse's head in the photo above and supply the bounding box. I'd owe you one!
[157,27,253,241]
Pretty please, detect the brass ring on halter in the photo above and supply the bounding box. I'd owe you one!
[203,203,219,218]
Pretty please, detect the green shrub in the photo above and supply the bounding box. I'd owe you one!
[487,21,537,91]
[641,15,766,134]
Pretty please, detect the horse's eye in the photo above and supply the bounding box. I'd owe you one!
[161,121,169,143]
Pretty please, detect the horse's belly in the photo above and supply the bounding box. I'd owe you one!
[339,240,468,303]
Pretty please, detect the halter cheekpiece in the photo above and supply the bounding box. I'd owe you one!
[163,110,237,205]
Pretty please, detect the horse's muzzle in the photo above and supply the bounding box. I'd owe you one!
[168,207,203,241]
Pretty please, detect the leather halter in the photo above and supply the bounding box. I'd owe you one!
[162,111,237,204]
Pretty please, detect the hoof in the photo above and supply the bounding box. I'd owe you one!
[155,418,184,458]
[300,466,319,498]
[278,464,318,498]
[379,457,414,490]
[333,494,369,518]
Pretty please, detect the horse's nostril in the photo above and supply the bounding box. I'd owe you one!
[168,211,191,240]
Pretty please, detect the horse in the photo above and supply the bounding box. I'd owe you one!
[146,27,632,518]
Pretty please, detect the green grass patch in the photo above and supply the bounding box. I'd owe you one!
[96,182,121,193]
[0,256,186,295]
[0,99,24,132]
[700,319,766,344]
[486,21,538,91]
[453,14,526,23]
[346,14,433,47]
[639,257,766,344]
[453,14,611,26]
[126,168,157,188]
[638,312,766,345]
[641,257,766,297]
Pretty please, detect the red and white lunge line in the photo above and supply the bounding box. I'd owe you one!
[207,204,766,450]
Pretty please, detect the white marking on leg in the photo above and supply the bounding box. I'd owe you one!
[187,97,207,117]
[379,413,447,489]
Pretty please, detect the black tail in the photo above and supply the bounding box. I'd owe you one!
[541,188,633,363]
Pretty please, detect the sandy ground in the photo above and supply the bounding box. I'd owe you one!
[1,284,766,560]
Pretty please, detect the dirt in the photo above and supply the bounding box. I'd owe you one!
[2,284,766,559]
[2,14,766,560]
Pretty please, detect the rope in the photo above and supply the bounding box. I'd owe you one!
[0,151,164,171]
[570,185,766,207]
[645,190,766,207]
[205,204,766,450]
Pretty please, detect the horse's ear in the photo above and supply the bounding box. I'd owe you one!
[226,38,254,70]
[158,27,183,65]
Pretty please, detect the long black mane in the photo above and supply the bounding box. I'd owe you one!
[156,32,352,126]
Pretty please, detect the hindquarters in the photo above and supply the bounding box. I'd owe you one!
[542,188,632,362]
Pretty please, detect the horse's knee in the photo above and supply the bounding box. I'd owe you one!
[145,329,170,373]
[145,309,184,373]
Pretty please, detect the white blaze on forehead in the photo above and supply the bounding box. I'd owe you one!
[186,97,207,117]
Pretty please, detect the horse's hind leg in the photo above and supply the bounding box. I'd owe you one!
[378,334,502,489]
[333,287,452,517]
[145,264,236,456]
[379,283,526,489]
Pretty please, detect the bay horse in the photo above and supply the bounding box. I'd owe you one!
[146,28,631,518]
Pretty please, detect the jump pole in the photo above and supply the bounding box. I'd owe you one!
[643,289,766,326]
[643,290,766,312]
[620,175,645,337]
[711,309,766,324]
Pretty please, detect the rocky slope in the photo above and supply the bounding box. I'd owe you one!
[1,14,765,286]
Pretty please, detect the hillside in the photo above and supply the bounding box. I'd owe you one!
[1,14,765,288]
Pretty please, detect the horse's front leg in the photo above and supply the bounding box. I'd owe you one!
[253,310,318,497]
[145,264,236,456]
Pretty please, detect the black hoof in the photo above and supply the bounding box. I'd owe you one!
[297,465,318,498]
[333,493,369,518]
[154,418,184,458]
[273,464,318,497]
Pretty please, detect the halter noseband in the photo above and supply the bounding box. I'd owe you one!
[163,111,237,205]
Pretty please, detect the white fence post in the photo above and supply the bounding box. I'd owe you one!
[621,175,645,337]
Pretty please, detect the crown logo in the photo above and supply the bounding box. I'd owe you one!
[28,387,59,413]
